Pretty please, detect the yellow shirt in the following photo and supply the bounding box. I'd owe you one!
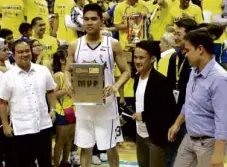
[145,0,158,12]
[0,0,25,39]
[203,0,222,22]
[32,34,58,66]
[54,0,77,42]
[24,0,50,35]
[114,0,150,49]
[170,3,203,24]
[203,0,222,14]
[55,72,75,115]
[158,48,175,76]
[149,0,173,41]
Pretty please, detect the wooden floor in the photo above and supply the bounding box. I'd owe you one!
[89,141,227,167]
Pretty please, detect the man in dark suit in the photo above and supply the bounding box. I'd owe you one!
[166,18,198,167]
[132,40,177,167]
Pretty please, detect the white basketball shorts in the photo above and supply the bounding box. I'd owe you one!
[75,117,124,150]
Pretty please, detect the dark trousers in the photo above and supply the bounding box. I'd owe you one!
[4,133,18,167]
[166,124,187,167]
[6,127,52,167]
[136,134,167,167]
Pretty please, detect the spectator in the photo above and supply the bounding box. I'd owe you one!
[31,17,58,66]
[30,39,44,64]
[157,32,176,76]
[24,0,50,35]
[53,49,76,167]
[0,28,15,64]
[19,23,33,41]
[166,18,198,167]
[0,0,26,39]
[169,0,203,24]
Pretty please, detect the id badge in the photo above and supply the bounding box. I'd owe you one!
[173,89,180,103]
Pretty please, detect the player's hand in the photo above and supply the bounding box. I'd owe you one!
[168,123,180,142]
[132,113,142,121]
[211,152,224,167]
[103,84,120,98]
[3,125,13,137]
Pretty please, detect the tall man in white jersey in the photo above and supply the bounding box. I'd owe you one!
[65,3,131,167]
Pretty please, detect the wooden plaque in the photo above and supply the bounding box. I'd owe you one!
[72,63,105,105]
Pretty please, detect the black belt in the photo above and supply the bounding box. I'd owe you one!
[190,136,213,140]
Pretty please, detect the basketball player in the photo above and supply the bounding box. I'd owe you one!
[65,3,131,167]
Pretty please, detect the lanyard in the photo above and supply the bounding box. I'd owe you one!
[176,56,186,82]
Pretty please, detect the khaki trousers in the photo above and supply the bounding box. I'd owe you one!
[174,134,215,167]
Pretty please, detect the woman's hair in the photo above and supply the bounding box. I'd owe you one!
[29,39,41,63]
[52,49,67,73]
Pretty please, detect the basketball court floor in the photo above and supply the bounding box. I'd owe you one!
[89,141,227,167]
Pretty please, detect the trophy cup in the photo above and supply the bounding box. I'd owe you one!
[127,13,143,44]
[222,0,227,18]
[132,14,143,43]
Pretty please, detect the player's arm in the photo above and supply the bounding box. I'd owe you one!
[65,41,77,92]
[111,38,131,89]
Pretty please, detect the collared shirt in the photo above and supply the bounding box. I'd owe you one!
[161,48,175,58]
[181,58,227,139]
[0,63,56,136]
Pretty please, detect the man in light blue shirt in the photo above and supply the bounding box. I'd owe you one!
[168,29,227,167]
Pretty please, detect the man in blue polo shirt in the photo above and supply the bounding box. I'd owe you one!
[168,29,227,167]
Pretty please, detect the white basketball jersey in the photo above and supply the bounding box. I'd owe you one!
[74,35,119,120]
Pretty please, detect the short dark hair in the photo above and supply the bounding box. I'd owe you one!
[136,40,161,59]
[83,3,103,19]
[175,18,198,33]
[197,23,224,40]
[19,23,32,35]
[31,17,43,27]
[12,40,31,54]
[184,29,214,54]
[0,29,13,39]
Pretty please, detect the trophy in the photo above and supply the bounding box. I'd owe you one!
[127,13,143,44]
[222,0,227,18]
[122,6,150,64]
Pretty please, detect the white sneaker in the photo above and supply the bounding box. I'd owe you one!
[99,153,108,162]
[70,151,80,166]
[92,155,101,165]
